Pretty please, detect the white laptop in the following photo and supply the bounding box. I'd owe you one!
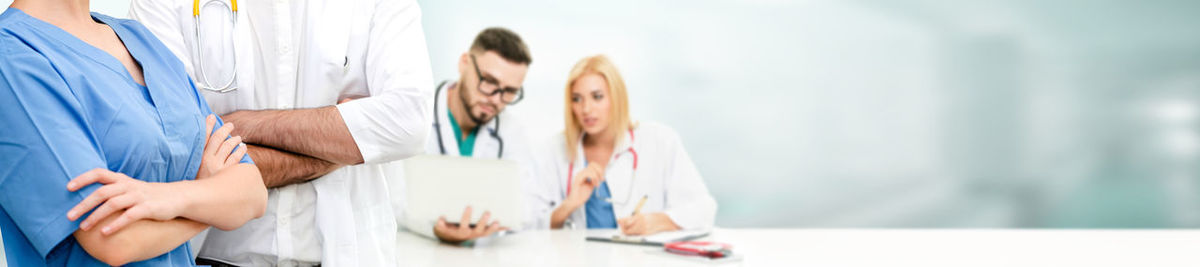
[401,155,526,233]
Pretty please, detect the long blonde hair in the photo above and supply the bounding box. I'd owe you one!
[564,55,632,163]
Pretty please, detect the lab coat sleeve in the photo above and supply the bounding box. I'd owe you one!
[398,212,438,241]
[520,152,551,230]
[336,0,435,164]
[525,134,566,230]
[658,128,718,230]
[388,160,438,240]
[500,120,554,231]
[0,43,105,258]
[128,0,196,78]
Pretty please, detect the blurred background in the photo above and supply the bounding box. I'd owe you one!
[3,0,1200,230]
[416,0,1200,229]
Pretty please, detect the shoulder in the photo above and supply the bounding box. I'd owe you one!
[633,120,683,144]
[0,8,28,30]
[495,111,527,136]
[533,131,570,164]
[93,13,157,43]
[127,0,189,25]
[93,12,190,76]
[0,9,19,31]
[92,13,167,56]
[631,120,693,158]
[535,131,574,174]
[129,0,188,11]
[0,29,54,82]
[539,131,568,156]
[0,30,30,60]
[0,10,42,59]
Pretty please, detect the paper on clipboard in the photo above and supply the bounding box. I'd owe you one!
[585,229,710,246]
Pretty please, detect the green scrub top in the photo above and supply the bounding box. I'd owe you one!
[447,109,478,157]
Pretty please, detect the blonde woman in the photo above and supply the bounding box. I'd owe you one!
[530,55,716,235]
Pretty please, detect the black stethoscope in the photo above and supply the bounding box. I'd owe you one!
[433,81,504,158]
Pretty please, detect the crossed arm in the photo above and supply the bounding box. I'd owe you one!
[247,144,342,188]
[221,107,360,188]
[64,107,360,264]
[74,215,207,266]
[67,116,268,265]
[68,166,266,266]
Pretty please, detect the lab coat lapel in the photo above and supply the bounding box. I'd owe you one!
[304,0,352,98]
[603,129,637,216]
[473,119,500,159]
[314,0,352,61]
[568,135,588,228]
[435,84,460,155]
[571,134,588,175]
[233,6,256,99]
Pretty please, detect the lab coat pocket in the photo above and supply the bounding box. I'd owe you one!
[310,4,353,82]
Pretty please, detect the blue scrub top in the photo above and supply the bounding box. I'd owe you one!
[0,9,251,266]
[582,162,618,229]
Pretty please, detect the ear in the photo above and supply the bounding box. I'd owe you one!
[458,52,470,74]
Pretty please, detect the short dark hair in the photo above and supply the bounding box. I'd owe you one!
[470,27,532,65]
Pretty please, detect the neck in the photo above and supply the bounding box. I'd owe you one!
[11,0,93,26]
[583,129,617,150]
[446,81,477,135]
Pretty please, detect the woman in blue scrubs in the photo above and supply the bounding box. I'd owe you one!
[0,0,268,266]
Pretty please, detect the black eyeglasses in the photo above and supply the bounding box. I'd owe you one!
[470,54,524,104]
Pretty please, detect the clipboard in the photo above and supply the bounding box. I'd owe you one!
[585,229,710,246]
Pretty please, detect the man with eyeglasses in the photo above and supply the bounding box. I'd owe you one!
[383,27,537,243]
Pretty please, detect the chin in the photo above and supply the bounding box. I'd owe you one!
[583,126,605,136]
[473,113,495,122]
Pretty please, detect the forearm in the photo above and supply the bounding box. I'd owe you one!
[246,144,342,188]
[649,212,682,232]
[550,202,581,229]
[176,163,267,230]
[75,215,207,266]
[224,107,364,165]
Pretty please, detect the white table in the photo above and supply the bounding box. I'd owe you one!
[395,229,1200,267]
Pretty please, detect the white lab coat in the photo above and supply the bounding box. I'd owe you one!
[129,0,433,266]
[387,81,543,239]
[528,122,718,230]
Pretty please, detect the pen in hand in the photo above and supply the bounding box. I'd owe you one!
[631,195,648,216]
[616,195,650,235]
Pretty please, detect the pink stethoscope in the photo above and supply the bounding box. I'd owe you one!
[566,128,638,204]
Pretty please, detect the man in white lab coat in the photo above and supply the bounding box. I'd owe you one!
[129,0,433,265]
[382,27,539,243]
